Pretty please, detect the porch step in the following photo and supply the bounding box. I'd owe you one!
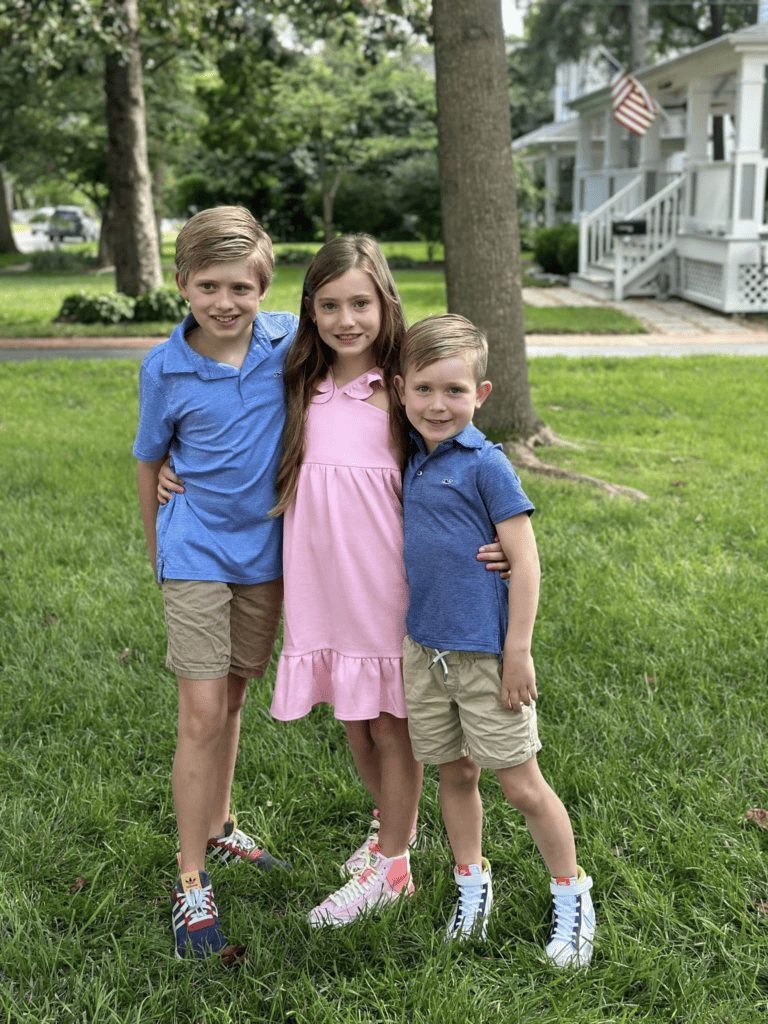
[569,267,614,300]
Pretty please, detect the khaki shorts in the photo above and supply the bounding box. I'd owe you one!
[402,635,541,770]
[162,578,283,680]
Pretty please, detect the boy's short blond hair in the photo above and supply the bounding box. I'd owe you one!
[175,206,274,292]
[401,314,488,383]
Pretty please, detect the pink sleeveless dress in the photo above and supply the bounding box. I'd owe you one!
[271,369,409,721]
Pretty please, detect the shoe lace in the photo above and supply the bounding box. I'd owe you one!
[455,882,483,924]
[329,851,381,909]
[228,827,256,854]
[548,894,578,944]
[183,886,213,927]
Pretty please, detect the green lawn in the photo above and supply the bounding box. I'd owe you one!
[0,243,646,338]
[1,356,766,1022]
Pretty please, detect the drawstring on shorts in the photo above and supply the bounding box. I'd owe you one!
[428,649,451,684]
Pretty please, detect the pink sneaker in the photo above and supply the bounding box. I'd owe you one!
[311,846,414,928]
[342,810,418,877]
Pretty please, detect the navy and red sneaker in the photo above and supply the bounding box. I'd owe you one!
[170,868,227,960]
[206,817,292,872]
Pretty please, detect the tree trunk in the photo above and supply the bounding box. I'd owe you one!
[97,194,116,268]
[104,0,162,296]
[0,167,20,254]
[432,0,542,439]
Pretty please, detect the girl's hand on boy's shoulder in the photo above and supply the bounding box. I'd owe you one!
[157,457,184,505]
[477,535,511,579]
[501,651,537,713]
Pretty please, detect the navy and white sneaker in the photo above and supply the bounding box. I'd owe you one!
[207,816,292,872]
[546,867,595,967]
[170,868,227,960]
[445,859,493,941]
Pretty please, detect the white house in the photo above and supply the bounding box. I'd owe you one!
[514,20,768,314]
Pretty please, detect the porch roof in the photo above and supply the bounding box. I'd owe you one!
[511,118,579,153]
[567,22,768,116]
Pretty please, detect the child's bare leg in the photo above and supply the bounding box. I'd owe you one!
[369,713,423,858]
[208,672,248,837]
[495,756,577,878]
[174,675,229,874]
[438,755,483,866]
[344,719,383,808]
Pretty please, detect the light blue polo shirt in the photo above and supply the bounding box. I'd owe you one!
[133,310,298,584]
[402,423,535,655]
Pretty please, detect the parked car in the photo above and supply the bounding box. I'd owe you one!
[29,207,56,236]
[47,206,99,243]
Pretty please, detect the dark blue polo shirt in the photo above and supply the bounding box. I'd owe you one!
[402,423,535,655]
[133,310,298,584]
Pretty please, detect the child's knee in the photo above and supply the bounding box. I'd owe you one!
[440,755,481,792]
[369,711,407,748]
[227,672,248,714]
[496,762,548,815]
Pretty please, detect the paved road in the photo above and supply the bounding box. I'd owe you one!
[2,332,768,362]
[3,287,767,360]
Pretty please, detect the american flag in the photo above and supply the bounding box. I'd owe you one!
[611,73,658,137]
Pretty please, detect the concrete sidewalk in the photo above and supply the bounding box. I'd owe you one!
[3,289,768,360]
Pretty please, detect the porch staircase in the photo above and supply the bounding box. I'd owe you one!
[571,173,686,301]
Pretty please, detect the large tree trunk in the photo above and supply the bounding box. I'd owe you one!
[432,0,542,439]
[104,0,162,296]
[0,167,20,254]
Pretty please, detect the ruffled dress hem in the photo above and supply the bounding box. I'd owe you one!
[271,648,407,721]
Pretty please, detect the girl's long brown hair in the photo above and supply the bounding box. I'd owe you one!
[271,235,407,516]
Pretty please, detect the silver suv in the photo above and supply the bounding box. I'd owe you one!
[48,206,99,243]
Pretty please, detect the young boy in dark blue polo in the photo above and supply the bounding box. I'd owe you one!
[394,314,595,967]
[134,207,295,960]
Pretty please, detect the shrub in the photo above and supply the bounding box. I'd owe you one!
[29,250,87,273]
[275,248,315,266]
[386,254,418,270]
[555,223,580,276]
[133,287,188,323]
[533,223,580,276]
[56,291,136,324]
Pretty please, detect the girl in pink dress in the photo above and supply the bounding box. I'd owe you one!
[159,235,509,927]
[270,236,508,927]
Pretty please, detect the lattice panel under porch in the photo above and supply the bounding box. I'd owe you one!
[735,264,768,308]
[682,259,724,302]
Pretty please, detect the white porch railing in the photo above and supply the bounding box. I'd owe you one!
[578,175,643,273]
[614,174,686,300]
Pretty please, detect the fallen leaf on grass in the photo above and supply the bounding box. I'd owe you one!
[746,808,768,829]
[220,944,246,968]
[41,614,59,628]
[670,481,685,487]
[119,648,131,663]
[611,847,625,857]
[69,877,86,893]
[754,902,768,914]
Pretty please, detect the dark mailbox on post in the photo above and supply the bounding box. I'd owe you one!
[612,220,647,236]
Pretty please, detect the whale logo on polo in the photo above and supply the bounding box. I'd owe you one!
[441,478,454,484]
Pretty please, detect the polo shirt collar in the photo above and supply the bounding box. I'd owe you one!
[409,422,485,457]
[160,313,288,380]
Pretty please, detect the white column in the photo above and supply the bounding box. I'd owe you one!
[604,108,623,170]
[639,114,661,199]
[574,114,592,217]
[544,150,557,226]
[684,78,710,168]
[731,55,766,238]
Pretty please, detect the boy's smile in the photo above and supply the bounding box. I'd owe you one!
[176,259,267,362]
[395,354,492,454]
